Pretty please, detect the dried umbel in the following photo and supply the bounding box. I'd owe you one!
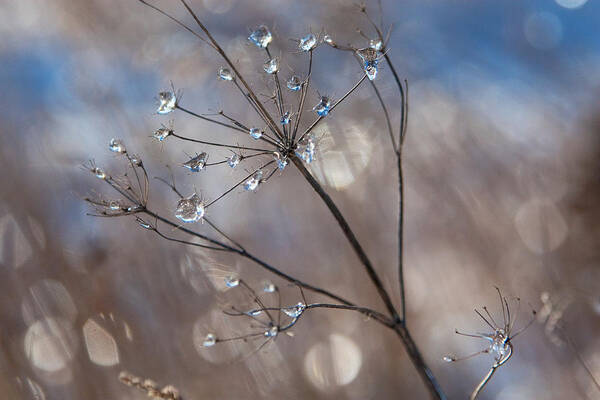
[444,288,536,400]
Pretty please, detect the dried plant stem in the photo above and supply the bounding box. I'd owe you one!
[470,366,497,400]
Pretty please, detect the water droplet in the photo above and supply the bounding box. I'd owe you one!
[263,58,279,74]
[357,48,380,81]
[108,200,121,211]
[153,127,171,142]
[287,75,302,91]
[138,219,152,229]
[228,153,241,168]
[264,326,278,337]
[175,193,205,223]
[263,281,276,293]
[203,333,217,347]
[157,91,177,114]
[248,25,272,48]
[183,152,208,172]
[244,170,263,191]
[280,111,291,125]
[217,67,234,81]
[295,134,316,163]
[443,356,454,363]
[364,61,378,80]
[274,152,288,170]
[247,309,262,317]
[283,302,305,318]
[299,33,317,51]
[92,167,106,179]
[225,276,239,288]
[369,39,383,51]
[313,96,331,116]
[108,138,126,154]
[249,127,263,140]
[129,154,142,166]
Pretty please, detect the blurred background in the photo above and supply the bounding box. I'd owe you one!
[1,0,599,399]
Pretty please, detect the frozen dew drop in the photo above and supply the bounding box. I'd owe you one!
[153,127,171,142]
[248,25,272,48]
[283,302,306,318]
[183,152,208,172]
[313,96,331,116]
[281,111,291,125]
[365,60,378,80]
[299,33,317,51]
[138,220,152,229]
[323,34,335,46]
[287,75,302,91]
[247,309,262,317]
[295,134,316,163]
[227,153,241,168]
[225,276,239,288]
[274,153,288,170]
[264,326,278,337]
[263,281,276,293]
[263,58,279,74]
[175,193,205,223]
[244,170,263,191]
[217,67,234,81]
[190,193,206,219]
[249,127,263,140]
[203,333,217,347]
[443,356,455,363]
[92,167,106,179]
[108,200,121,211]
[369,39,383,51]
[157,91,177,114]
[108,138,126,154]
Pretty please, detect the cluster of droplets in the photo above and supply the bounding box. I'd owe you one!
[357,47,380,81]
[183,152,208,172]
[175,193,205,223]
[295,134,316,163]
[119,372,180,400]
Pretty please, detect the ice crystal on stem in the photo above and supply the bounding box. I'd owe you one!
[249,127,263,140]
[263,58,279,74]
[244,171,263,191]
[109,138,126,154]
[203,333,217,347]
[175,193,205,223]
[313,96,331,116]
[217,67,234,81]
[248,25,272,48]
[183,152,208,172]
[156,91,177,114]
[283,302,306,318]
[295,134,316,163]
[153,127,171,142]
[299,33,317,51]
[225,275,240,288]
[227,153,241,168]
[286,75,301,91]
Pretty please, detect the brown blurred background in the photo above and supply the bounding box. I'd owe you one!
[1,0,599,399]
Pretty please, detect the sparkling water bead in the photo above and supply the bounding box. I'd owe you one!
[190,193,206,219]
[183,152,208,172]
[175,198,198,223]
[153,127,171,142]
[225,276,239,288]
[203,333,217,347]
[249,127,263,140]
[217,67,234,81]
[157,91,176,114]
[108,138,126,154]
[287,75,301,91]
[364,60,379,80]
[248,25,272,48]
[369,39,383,51]
[274,153,288,170]
[247,309,262,317]
[296,134,316,163]
[313,96,331,116]
[93,167,106,179]
[280,111,290,125]
[299,33,317,51]
[244,170,263,191]
[283,302,305,318]
[228,153,240,168]
[263,58,279,74]
[264,326,278,337]
[108,200,121,211]
[442,356,455,363]
[263,281,276,293]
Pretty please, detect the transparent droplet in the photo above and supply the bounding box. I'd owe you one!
[369,39,383,51]
[280,111,291,125]
[92,167,106,179]
[244,170,263,191]
[443,356,454,363]
[247,309,262,317]
[217,67,234,81]
[203,333,217,347]
[228,153,241,168]
[295,134,316,163]
[263,58,279,74]
[313,96,331,116]
[157,91,177,114]
[108,138,126,154]
[153,127,171,142]
[299,33,317,51]
[323,34,334,45]
[249,128,263,140]
[357,48,380,81]
[274,153,288,170]
[287,75,302,91]
[138,219,152,229]
[283,302,305,318]
[264,326,278,337]
[364,60,378,80]
[175,194,205,223]
[183,152,208,172]
[263,281,276,293]
[225,276,239,288]
[248,25,272,48]
[108,200,121,211]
